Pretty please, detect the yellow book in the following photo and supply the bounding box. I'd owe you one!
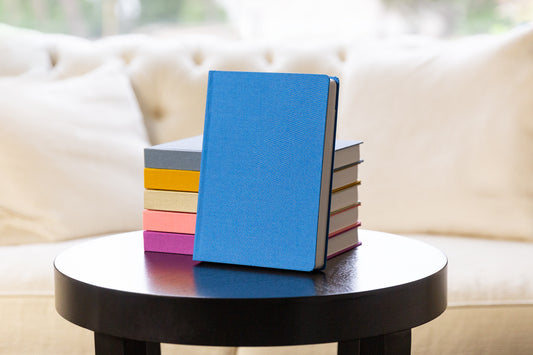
[144,168,200,192]
[331,180,361,194]
[144,189,198,213]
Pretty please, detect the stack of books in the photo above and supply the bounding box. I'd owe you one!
[327,140,364,259]
[142,136,203,255]
[142,135,363,259]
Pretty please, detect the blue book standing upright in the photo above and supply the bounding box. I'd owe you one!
[193,71,339,272]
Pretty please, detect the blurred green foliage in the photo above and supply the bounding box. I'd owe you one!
[0,0,100,36]
[382,0,517,36]
[0,0,525,38]
[0,0,226,37]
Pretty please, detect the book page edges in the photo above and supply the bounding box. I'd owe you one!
[315,77,338,270]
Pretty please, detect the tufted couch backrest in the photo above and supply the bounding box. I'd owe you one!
[1,26,352,145]
[2,24,533,241]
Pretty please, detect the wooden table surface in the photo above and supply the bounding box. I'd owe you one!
[54,229,447,355]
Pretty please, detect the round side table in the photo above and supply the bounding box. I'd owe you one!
[54,230,447,355]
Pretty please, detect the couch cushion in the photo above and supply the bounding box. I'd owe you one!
[411,304,533,355]
[3,232,531,354]
[338,26,533,241]
[0,296,238,355]
[3,231,532,307]
[0,24,53,76]
[410,234,533,306]
[0,62,149,245]
[123,28,533,241]
[3,23,532,241]
[0,237,99,295]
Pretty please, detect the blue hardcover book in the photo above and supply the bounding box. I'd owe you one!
[193,71,339,271]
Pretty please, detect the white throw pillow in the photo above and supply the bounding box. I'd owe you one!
[0,62,149,245]
[337,25,533,241]
[0,24,52,76]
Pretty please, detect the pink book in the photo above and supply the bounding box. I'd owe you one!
[327,242,362,260]
[329,221,361,238]
[143,230,195,255]
[143,209,196,235]
[327,222,362,259]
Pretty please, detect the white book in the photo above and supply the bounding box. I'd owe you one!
[329,203,360,234]
[334,140,362,169]
[327,225,360,258]
[331,181,360,212]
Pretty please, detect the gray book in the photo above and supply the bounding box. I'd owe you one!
[144,135,203,170]
[334,140,363,170]
[145,135,363,172]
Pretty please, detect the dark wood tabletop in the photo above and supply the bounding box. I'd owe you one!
[54,230,447,355]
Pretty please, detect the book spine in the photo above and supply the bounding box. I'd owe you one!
[317,77,339,270]
[144,149,201,171]
[143,230,195,255]
[144,168,200,192]
[143,209,196,234]
[194,72,215,257]
[144,190,198,213]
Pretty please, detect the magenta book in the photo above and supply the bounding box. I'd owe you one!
[143,230,195,255]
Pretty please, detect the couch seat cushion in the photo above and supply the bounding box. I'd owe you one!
[410,234,533,306]
[3,232,532,306]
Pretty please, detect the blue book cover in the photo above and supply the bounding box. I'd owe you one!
[193,71,339,272]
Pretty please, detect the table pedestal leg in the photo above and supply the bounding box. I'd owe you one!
[94,333,161,355]
[338,339,360,355]
[338,330,411,355]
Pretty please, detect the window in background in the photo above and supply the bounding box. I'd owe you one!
[218,0,532,40]
[0,0,530,38]
[381,0,533,37]
[0,0,227,38]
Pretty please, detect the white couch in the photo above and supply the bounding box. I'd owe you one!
[1,23,533,354]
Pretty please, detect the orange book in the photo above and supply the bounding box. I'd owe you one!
[144,168,200,192]
[143,209,196,234]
